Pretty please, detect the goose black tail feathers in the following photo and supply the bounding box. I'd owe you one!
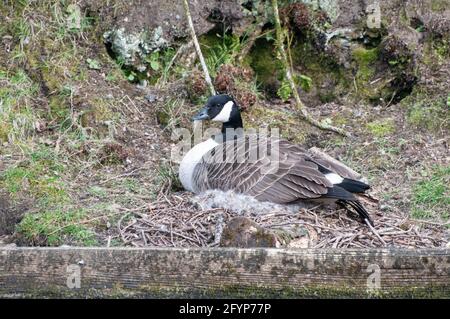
[337,178,370,193]
[337,199,374,227]
[322,186,374,226]
[334,179,373,226]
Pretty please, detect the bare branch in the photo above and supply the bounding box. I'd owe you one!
[182,0,215,96]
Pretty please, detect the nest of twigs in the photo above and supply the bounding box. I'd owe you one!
[119,185,449,248]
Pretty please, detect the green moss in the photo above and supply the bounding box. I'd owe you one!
[433,38,450,59]
[431,0,447,11]
[9,282,450,299]
[406,94,449,131]
[411,166,450,220]
[248,35,348,101]
[353,47,379,81]
[353,47,380,64]
[366,119,395,137]
[91,98,116,121]
[319,91,337,103]
[246,38,281,94]
[351,46,397,102]
[49,95,70,123]
[332,114,348,126]
[79,97,119,135]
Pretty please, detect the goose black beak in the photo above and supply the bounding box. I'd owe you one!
[192,107,210,121]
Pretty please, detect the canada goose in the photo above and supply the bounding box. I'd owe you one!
[179,94,374,226]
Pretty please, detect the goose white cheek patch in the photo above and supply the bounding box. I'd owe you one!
[212,101,233,122]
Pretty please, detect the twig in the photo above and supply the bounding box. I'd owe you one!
[98,167,143,185]
[410,219,450,226]
[213,213,225,246]
[271,0,350,137]
[182,0,215,96]
[384,90,397,108]
[365,219,387,246]
[118,187,447,248]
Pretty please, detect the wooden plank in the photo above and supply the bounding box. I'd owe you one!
[0,248,449,298]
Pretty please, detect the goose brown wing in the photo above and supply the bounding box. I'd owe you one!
[193,135,332,203]
[276,141,363,181]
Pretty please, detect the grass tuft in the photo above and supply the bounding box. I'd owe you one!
[411,166,450,220]
[17,208,97,246]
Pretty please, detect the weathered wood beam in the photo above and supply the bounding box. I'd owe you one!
[1,248,449,298]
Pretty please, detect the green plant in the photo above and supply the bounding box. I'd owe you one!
[65,3,82,31]
[203,34,241,77]
[0,145,69,206]
[86,58,101,70]
[125,69,138,82]
[277,78,292,101]
[146,51,161,71]
[415,25,425,33]
[156,97,186,130]
[297,74,313,92]
[12,18,31,42]
[156,162,183,192]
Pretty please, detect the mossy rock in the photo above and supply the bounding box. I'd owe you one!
[247,35,349,105]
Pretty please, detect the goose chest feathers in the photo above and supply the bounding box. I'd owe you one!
[179,94,373,226]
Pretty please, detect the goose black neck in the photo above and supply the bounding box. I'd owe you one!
[221,115,243,133]
[213,114,243,143]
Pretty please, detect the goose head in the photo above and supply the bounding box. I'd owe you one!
[192,94,243,131]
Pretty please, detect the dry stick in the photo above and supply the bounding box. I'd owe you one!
[182,0,215,96]
[365,219,387,246]
[271,0,350,137]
